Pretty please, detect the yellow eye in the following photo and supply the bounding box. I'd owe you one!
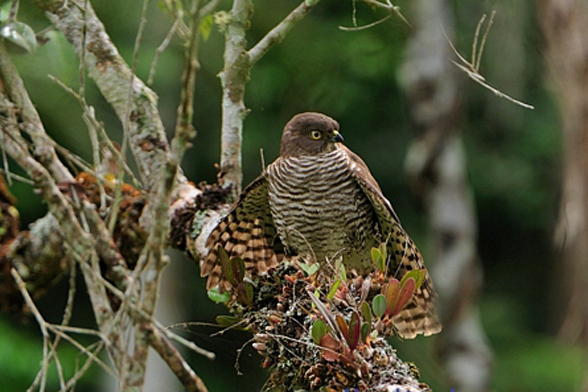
[310,130,322,140]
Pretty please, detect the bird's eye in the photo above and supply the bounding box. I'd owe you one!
[310,130,322,140]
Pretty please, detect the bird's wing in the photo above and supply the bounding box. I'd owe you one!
[201,174,285,290]
[343,145,442,339]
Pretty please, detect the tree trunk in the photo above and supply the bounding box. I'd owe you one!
[539,0,588,346]
[401,0,492,391]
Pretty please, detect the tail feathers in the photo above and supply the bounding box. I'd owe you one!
[392,299,442,339]
[392,275,442,339]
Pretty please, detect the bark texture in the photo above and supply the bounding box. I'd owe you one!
[539,0,588,345]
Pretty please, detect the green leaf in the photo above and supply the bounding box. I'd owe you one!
[326,279,341,300]
[0,21,37,54]
[217,246,236,285]
[311,319,328,345]
[207,287,231,303]
[339,262,347,282]
[372,294,387,318]
[334,259,347,282]
[230,256,246,283]
[199,14,214,41]
[215,315,243,328]
[236,281,254,306]
[400,269,427,291]
[379,242,388,264]
[360,301,372,326]
[371,247,381,265]
[371,245,387,272]
[299,262,319,276]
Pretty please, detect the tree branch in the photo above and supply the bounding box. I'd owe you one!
[37,0,171,193]
[219,0,322,197]
[0,76,121,351]
[218,0,252,197]
[0,43,72,182]
[147,324,210,392]
[356,0,410,27]
[248,0,321,65]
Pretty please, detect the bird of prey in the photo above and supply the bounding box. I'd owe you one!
[201,112,441,338]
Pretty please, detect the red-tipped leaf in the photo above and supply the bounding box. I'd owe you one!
[384,279,401,317]
[392,277,416,316]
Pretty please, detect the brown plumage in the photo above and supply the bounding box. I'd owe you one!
[201,112,441,339]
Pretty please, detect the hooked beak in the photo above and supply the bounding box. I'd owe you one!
[331,130,344,143]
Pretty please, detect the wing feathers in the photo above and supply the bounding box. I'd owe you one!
[342,144,442,338]
[201,175,284,290]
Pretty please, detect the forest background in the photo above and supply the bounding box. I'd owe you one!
[1,0,587,391]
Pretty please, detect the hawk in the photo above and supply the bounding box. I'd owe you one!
[201,112,441,338]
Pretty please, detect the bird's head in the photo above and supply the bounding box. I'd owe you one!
[280,112,344,157]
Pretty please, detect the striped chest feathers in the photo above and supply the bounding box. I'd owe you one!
[266,149,378,264]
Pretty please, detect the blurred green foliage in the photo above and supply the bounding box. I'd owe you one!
[2,0,585,391]
[0,316,98,391]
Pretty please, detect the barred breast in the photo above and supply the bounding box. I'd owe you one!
[266,147,380,269]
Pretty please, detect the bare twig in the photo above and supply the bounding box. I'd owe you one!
[475,11,495,71]
[198,0,224,18]
[148,16,182,85]
[0,167,33,185]
[11,269,51,392]
[95,273,216,360]
[174,0,201,151]
[442,14,534,110]
[148,324,210,392]
[49,328,115,376]
[452,60,534,109]
[0,44,72,182]
[63,341,109,390]
[39,0,172,192]
[339,14,392,31]
[111,0,152,241]
[117,0,205,383]
[248,0,322,65]
[471,13,486,70]
[0,136,11,186]
[14,262,113,389]
[352,0,410,28]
